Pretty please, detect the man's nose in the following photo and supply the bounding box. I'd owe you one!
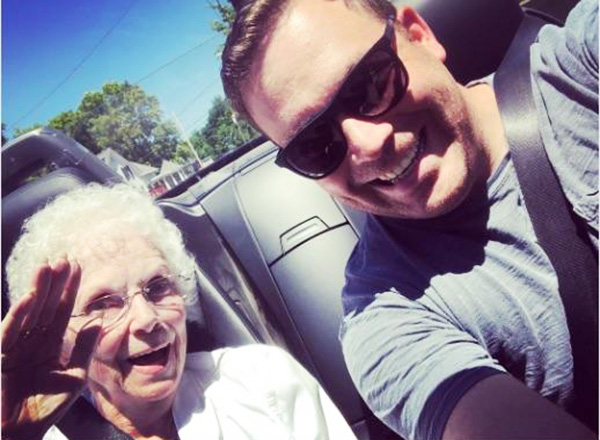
[338,116,394,165]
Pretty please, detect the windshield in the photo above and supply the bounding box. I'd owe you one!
[2,0,258,198]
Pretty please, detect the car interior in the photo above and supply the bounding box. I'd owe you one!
[1,1,562,439]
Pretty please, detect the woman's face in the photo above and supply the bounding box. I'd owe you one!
[70,232,187,411]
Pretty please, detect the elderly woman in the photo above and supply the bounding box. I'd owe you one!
[1,184,355,440]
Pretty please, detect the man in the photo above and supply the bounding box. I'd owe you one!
[221,0,598,438]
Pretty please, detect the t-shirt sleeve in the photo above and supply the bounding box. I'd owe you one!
[530,0,599,233]
[340,291,505,440]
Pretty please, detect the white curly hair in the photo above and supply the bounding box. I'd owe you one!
[6,183,201,321]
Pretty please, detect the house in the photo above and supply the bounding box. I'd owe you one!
[148,159,201,197]
[96,148,158,191]
[96,148,203,198]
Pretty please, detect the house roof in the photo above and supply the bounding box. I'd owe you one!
[97,148,157,178]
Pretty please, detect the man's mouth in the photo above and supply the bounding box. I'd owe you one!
[370,129,426,186]
[128,344,171,367]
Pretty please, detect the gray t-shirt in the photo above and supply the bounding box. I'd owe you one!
[340,1,598,439]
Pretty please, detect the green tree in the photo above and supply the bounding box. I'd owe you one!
[77,82,180,166]
[187,96,258,161]
[209,1,235,55]
[15,82,180,167]
[13,123,43,138]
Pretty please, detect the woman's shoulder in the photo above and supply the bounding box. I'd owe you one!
[187,344,292,367]
[185,344,310,392]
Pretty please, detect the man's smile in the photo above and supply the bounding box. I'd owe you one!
[368,128,425,186]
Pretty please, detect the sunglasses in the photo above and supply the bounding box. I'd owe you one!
[274,16,409,179]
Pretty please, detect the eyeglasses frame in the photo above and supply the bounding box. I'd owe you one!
[70,273,188,327]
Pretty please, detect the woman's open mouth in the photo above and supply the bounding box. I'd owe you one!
[128,344,171,370]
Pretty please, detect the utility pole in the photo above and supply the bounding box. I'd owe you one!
[172,112,204,168]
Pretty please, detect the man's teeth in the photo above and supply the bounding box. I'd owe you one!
[379,135,423,182]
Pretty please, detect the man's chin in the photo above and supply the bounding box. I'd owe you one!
[338,189,469,220]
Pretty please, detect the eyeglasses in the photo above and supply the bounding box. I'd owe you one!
[71,275,187,328]
[274,15,409,179]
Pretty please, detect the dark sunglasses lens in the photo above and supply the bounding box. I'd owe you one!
[286,123,346,178]
[341,50,405,118]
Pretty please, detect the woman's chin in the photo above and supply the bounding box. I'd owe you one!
[129,379,180,403]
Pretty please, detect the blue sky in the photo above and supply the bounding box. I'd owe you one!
[2,0,226,139]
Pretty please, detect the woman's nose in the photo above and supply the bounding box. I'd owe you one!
[338,116,394,166]
[128,293,160,333]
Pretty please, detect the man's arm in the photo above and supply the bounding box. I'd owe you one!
[443,373,596,439]
[341,288,594,440]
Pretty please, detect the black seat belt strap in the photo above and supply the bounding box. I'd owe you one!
[57,397,134,440]
[494,12,598,431]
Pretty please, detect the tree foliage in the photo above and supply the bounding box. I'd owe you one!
[209,1,235,37]
[2,123,10,145]
[13,123,43,138]
[185,96,258,161]
[209,0,235,56]
[14,82,180,167]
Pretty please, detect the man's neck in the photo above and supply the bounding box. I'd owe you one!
[464,82,510,181]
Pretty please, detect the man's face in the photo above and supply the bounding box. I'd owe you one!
[242,0,490,219]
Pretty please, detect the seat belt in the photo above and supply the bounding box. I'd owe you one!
[494,12,599,431]
[57,397,134,440]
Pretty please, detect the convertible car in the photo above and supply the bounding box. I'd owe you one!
[1,1,567,439]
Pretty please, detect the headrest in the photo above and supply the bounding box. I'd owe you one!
[1,167,100,317]
[1,128,121,317]
[406,0,523,84]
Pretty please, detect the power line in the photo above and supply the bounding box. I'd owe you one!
[176,78,219,118]
[11,0,140,129]
[187,112,211,133]
[134,35,218,84]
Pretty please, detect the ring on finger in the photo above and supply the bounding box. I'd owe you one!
[20,325,49,340]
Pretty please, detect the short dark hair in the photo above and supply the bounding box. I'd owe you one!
[221,0,396,127]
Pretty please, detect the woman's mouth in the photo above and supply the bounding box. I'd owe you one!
[128,344,171,369]
[370,128,426,186]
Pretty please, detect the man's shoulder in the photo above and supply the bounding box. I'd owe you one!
[530,0,598,236]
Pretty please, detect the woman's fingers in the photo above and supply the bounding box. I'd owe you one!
[1,291,37,354]
[37,258,71,327]
[20,263,52,333]
[53,260,82,340]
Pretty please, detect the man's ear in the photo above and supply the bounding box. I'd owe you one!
[396,6,446,62]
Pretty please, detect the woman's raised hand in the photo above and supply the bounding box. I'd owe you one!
[1,258,102,440]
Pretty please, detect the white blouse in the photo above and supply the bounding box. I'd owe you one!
[45,344,357,440]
